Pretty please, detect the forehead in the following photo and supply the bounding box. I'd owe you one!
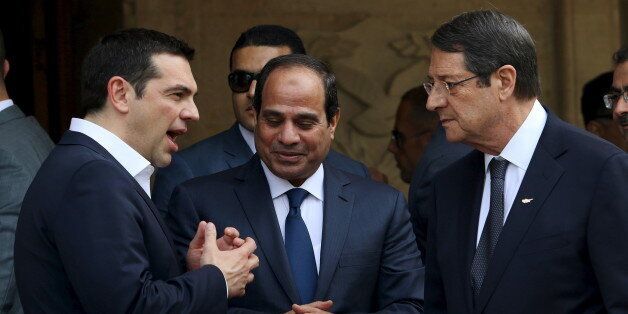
[613,61,628,88]
[231,45,293,72]
[428,48,469,79]
[261,66,325,113]
[150,53,197,91]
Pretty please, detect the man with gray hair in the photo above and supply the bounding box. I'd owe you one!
[0,29,53,314]
[424,10,628,313]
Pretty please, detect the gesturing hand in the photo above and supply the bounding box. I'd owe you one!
[200,222,259,298]
[286,300,333,314]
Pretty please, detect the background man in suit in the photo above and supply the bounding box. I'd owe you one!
[609,47,628,144]
[153,25,369,217]
[14,28,259,313]
[581,71,627,151]
[167,54,424,313]
[0,29,53,314]
[423,11,628,313]
[387,86,439,185]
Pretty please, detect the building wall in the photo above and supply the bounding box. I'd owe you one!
[124,0,622,191]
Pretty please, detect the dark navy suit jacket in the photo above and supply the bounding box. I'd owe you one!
[14,131,227,313]
[167,155,424,313]
[153,123,370,217]
[425,112,628,313]
[408,125,472,261]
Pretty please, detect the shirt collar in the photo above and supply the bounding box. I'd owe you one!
[69,118,154,179]
[260,159,324,201]
[238,123,256,153]
[484,100,547,172]
[0,99,14,113]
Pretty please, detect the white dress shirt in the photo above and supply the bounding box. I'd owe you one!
[239,123,256,153]
[0,99,13,113]
[261,160,324,273]
[69,118,154,198]
[476,100,547,245]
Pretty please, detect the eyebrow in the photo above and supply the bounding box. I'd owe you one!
[163,84,197,96]
[261,109,320,121]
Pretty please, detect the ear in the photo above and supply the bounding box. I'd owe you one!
[107,76,132,114]
[3,60,10,79]
[585,120,603,136]
[328,109,340,140]
[495,65,516,101]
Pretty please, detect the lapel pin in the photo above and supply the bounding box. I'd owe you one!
[521,198,533,204]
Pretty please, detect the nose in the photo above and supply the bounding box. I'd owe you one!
[426,92,446,112]
[181,99,200,122]
[246,80,257,100]
[277,122,300,145]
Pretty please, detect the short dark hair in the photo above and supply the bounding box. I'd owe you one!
[80,28,195,116]
[253,54,338,124]
[431,10,541,100]
[581,72,614,124]
[400,86,438,127]
[613,47,628,65]
[229,25,306,69]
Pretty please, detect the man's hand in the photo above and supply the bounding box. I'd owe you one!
[201,222,259,298]
[285,300,333,314]
[216,226,245,251]
[187,222,246,271]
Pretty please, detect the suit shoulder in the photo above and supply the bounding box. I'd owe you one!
[550,119,624,159]
[180,162,243,191]
[325,150,369,177]
[177,129,232,160]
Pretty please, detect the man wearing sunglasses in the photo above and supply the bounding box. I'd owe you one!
[608,47,628,146]
[424,11,628,313]
[153,25,369,217]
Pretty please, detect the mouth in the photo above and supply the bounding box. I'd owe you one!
[166,128,187,152]
[273,150,306,163]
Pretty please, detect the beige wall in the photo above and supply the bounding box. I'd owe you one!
[125,0,622,192]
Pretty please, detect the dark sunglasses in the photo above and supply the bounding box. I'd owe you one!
[228,70,259,93]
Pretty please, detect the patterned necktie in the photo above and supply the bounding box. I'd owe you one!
[285,188,318,304]
[470,157,509,298]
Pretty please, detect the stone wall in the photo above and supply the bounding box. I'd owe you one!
[125,0,622,192]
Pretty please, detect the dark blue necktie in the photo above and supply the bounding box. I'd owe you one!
[285,188,317,304]
[471,157,509,299]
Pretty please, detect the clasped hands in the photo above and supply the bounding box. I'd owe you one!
[186,221,259,298]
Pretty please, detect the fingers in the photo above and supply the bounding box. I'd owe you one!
[246,253,260,271]
[312,300,333,310]
[189,221,207,249]
[238,237,257,255]
[224,227,240,239]
[246,272,254,284]
[203,222,218,253]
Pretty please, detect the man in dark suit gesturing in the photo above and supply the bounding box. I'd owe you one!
[14,28,258,313]
[168,54,424,313]
[423,11,628,313]
[153,25,369,217]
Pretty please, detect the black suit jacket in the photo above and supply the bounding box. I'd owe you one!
[14,131,227,313]
[153,123,370,217]
[408,125,471,260]
[425,112,628,313]
[167,155,424,313]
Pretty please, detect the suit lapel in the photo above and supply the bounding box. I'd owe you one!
[59,131,179,263]
[315,165,354,300]
[475,114,566,312]
[234,156,300,303]
[223,123,254,168]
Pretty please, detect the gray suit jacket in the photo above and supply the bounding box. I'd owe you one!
[153,123,370,217]
[408,125,471,261]
[0,104,53,314]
